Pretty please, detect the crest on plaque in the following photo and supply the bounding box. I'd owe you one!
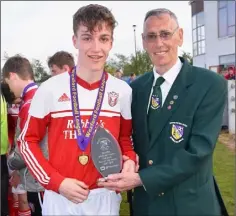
[169,122,187,143]
[108,91,119,107]
[98,138,110,151]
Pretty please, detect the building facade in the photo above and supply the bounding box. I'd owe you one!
[190,0,235,132]
[190,0,235,69]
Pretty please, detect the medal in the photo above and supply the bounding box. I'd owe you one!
[78,154,89,165]
[70,66,106,164]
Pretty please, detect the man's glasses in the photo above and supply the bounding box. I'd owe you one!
[143,26,179,42]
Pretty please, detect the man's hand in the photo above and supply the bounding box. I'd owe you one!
[58,178,89,204]
[97,172,143,192]
[122,154,139,172]
[9,171,21,188]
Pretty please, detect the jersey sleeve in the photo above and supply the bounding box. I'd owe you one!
[119,84,137,163]
[17,82,65,192]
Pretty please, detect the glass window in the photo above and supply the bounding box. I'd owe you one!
[219,8,228,37]
[219,54,235,65]
[192,12,205,56]
[201,26,205,40]
[200,40,205,54]
[218,1,235,37]
[197,26,205,41]
[197,28,201,41]
[228,1,235,26]
[193,29,197,42]
[228,26,235,36]
[192,15,196,29]
[193,43,197,56]
[197,12,204,27]
[219,1,227,9]
[197,41,201,55]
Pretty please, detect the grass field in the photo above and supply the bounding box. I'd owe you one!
[119,141,235,216]
[213,142,235,216]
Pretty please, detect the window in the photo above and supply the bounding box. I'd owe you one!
[219,54,235,65]
[192,12,205,56]
[218,1,235,37]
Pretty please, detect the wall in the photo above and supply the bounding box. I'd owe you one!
[193,54,205,68]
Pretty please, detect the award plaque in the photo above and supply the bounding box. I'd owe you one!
[91,125,122,177]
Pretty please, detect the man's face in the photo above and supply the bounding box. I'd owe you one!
[115,72,122,78]
[142,14,183,69]
[131,74,136,80]
[72,22,113,72]
[50,64,69,76]
[4,73,21,98]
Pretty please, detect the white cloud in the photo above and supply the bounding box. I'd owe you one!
[1,1,192,68]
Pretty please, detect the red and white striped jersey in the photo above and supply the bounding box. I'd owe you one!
[18,72,136,192]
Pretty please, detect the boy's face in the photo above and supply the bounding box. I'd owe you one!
[50,64,69,76]
[5,73,21,98]
[72,22,113,73]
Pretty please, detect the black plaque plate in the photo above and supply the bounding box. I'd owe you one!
[91,125,122,177]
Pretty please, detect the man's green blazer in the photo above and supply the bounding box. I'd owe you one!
[130,57,228,215]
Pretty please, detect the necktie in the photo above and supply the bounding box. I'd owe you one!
[148,76,165,136]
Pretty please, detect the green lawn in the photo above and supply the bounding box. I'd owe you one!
[213,142,235,216]
[120,141,235,216]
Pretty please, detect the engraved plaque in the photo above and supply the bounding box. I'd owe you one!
[91,126,122,177]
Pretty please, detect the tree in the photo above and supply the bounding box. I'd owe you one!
[104,63,116,75]
[2,51,9,61]
[128,50,153,75]
[107,50,153,76]
[181,51,193,65]
[31,59,51,83]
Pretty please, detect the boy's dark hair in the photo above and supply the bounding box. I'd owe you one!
[73,4,117,36]
[1,82,16,104]
[2,55,34,80]
[48,51,75,69]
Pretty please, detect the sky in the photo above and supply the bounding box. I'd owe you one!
[1,1,193,68]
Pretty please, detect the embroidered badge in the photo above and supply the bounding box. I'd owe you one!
[108,91,119,107]
[169,122,187,143]
[151,95,161,109]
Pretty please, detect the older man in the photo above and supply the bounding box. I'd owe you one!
[99,8,228,216]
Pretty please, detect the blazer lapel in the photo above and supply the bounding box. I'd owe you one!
[138,72,154,148]
[148,58,195,150]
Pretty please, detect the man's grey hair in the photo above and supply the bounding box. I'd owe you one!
[144,8,179,27]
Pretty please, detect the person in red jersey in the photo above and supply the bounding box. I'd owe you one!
[3,55,46,216]
[18,4,138,216]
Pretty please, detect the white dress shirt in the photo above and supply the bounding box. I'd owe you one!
[147,58,183,112]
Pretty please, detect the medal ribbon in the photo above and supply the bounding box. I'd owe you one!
[70,67,106,151]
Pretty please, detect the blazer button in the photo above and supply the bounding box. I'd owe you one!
[148,160,153,165]
[161,192,164,196]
